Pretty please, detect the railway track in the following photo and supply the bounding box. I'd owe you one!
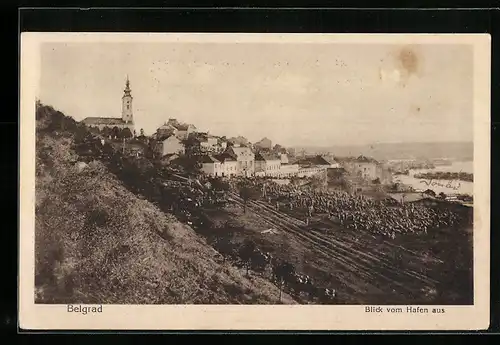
[254,197,438,288]
[229,196,379,295]
[233,196,411,296]
[311,215,446,266]
[252,198,438,285]
[229,192,436,297]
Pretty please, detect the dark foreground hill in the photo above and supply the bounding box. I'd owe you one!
[34,104,294,304]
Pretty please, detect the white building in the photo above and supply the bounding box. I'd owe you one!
[280,153,289,164]
[277,164,299,178]
[155,134,185,157]
[255,152,282,176]
[226,146,255,176]
[200,153,238,177]
[195,133,223,153]
[162,118,197,140]
[341,155,380,181]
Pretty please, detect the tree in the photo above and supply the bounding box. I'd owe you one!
[239,239,257,275]
[209,177,230,205]
[87,126,100,135]
[182,134,202,157]
[176,155,202,177]
[372,177,381,185]
[121,127,133,139]
[309,173,326,190]
[212,235,235,264]
[423,189,436,197]
[210,177,230,192]
[438,192,447,200]
[238,183,259,214]
[101,126,111,138]
[111,126,120,139]
[144,139,158,159]
[273,144,285,154]
[273,261,296,302]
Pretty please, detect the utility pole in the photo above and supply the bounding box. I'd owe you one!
[122,138,125,155]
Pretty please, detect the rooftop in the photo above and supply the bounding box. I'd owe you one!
[229,146,254,156]
[201,155,220,164]
[157,134,180,142]
[214,152,237,162]
[293,155,337,166]
[162,119,195,131]
[336,155,379,163]
[255,152,281,161]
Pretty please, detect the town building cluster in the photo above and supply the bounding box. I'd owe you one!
[79,76,391,183]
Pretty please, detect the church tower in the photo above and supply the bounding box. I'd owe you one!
[122,75,133,124]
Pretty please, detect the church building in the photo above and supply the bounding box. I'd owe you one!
[81,76,135,133]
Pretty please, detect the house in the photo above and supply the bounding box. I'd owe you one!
[254,137,273,151]
[327,167,347,185]
[200,153,238,177]
[159,153,180,165]
[156,122,178,139]
[161,118,197,140]
[279,164,300,177]
[227,136,250,147]
[226,146,255,176]
[195,132,220,153]
[218,139,228,152]
[175,123,197,140]
[215,153,239,177]
[341,155,380,181]
[295,155,340,168]
[201,155,222,177]
[280,153,289,164]
[255,152,282,176]
[155,134,185,157]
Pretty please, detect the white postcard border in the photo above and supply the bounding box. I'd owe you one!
[19,33,491,331]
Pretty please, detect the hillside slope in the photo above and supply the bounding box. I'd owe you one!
[35,105,294,304]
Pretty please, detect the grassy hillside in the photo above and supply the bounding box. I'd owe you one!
[35,104,294,304]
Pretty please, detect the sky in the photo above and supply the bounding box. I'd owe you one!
[39,41,473,147]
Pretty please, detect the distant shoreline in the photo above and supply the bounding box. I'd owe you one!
[414,171,473,183]
[290,142,473,162]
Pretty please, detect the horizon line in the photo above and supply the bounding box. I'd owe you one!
[290,141,473,148]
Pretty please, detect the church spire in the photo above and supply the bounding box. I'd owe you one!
[122,75,133,124]
[123,75,131,97]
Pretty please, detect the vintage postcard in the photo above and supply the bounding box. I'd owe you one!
[19,33,490,330]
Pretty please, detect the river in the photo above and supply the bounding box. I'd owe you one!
[393,161,473,196]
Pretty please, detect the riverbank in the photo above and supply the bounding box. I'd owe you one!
[414,171,473,183]
[393,161,473,196]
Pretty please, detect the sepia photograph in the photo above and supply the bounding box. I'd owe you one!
[19,33,490,330]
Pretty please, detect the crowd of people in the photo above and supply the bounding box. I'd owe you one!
[234,178,466,238]
[162,174,467,239]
